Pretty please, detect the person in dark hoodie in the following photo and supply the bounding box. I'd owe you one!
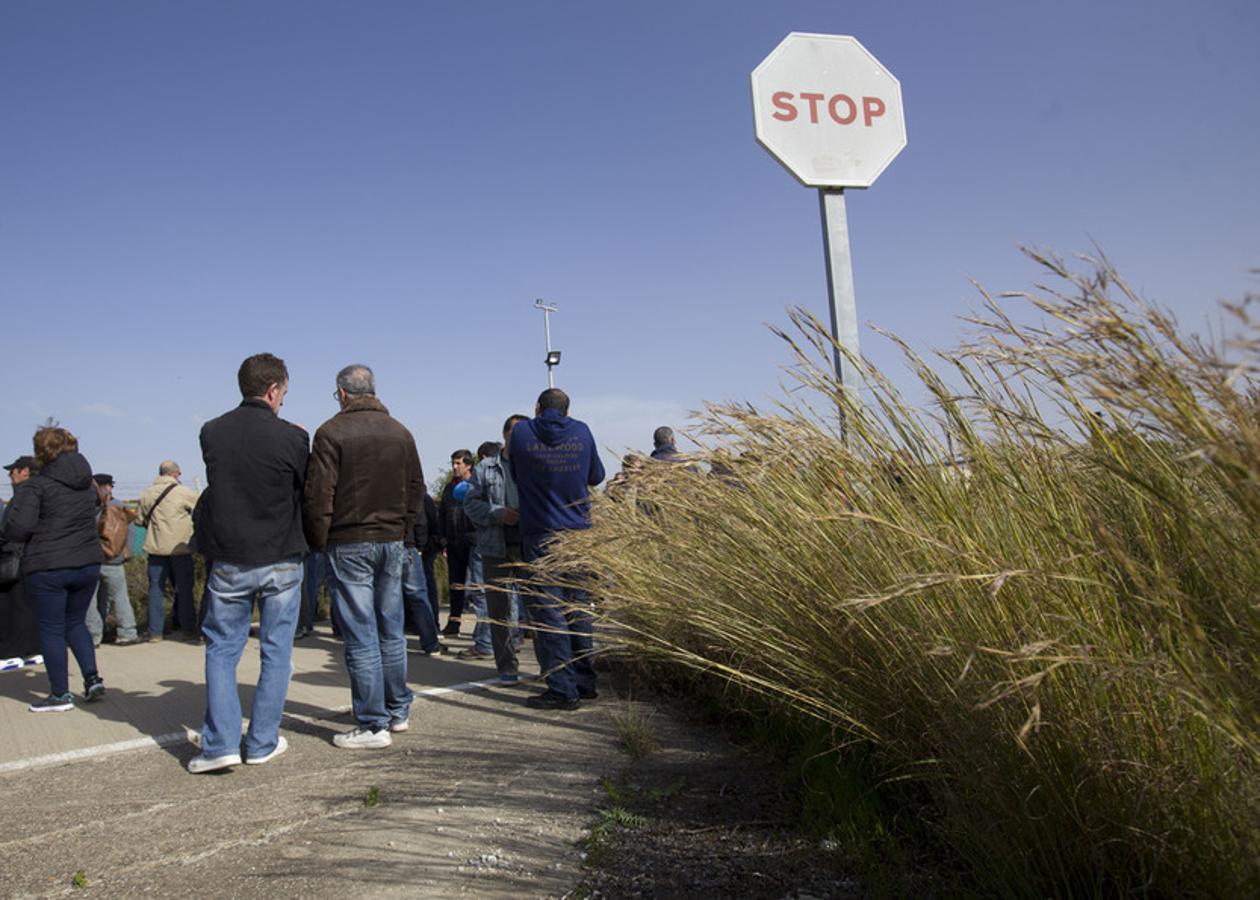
[0,427,105,711]
[508,387,605,710]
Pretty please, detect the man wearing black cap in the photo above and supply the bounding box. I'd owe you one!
[1,455,40,660]
[4,455,36,491]
[1,456,36,527]
[84,474,141,647]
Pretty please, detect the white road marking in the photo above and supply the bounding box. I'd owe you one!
[0,731,192,774]
[0,674,533,776]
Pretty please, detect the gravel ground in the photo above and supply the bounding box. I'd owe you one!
[570,692,866,900]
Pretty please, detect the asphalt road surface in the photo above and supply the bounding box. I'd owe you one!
[0,628,622,898]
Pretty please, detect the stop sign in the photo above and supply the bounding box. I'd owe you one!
[751,33,906,189]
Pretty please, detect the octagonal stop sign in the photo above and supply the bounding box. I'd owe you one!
[751,33,906,188]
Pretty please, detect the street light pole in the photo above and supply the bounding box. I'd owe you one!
[534,298,559,388]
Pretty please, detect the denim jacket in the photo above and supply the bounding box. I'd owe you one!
[464,454,517,560]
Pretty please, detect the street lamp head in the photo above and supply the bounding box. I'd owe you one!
[545,350,562,366]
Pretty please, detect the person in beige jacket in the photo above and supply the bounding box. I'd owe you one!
[136,461,199,641]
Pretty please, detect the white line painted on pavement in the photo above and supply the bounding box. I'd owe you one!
[0,674,536,775]
[0,730,193,775]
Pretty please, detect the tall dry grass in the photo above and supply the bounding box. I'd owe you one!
[536,251,1260,897]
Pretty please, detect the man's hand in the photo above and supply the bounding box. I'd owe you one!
[501,508,519,526]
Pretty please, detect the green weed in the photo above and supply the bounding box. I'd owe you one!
[584,791,649,868]
[610,702,661,759]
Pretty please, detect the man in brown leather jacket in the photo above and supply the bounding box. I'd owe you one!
[303,364,425,750]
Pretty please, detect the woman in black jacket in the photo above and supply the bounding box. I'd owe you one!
[0,427,105,711]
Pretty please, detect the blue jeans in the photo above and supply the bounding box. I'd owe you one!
[403,546,441,652]
[483,551,522,677]
[147,554,195,637]
[422,552,439,623]
[199,556,302,759]
[511,591,525,642]
[27,564,101,696]
[300,551,327,630]
[468,549,492,654]
[522,534,596,700]
[85,563,138,644]
[327,542,412,729]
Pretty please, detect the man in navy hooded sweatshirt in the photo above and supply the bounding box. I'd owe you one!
[508,387,605,710]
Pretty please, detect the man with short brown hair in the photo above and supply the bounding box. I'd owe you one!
[188,352,309,773]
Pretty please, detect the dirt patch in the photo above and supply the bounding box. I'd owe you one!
[571,693,864,899]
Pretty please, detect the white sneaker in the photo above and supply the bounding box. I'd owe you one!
[187,752,242,774]
[388,716,409,733]
[332,726,392,749]
[246,736,288,765]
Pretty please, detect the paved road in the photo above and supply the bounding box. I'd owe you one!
[0,629,622,898]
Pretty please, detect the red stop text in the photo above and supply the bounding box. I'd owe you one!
[771,91,887,127]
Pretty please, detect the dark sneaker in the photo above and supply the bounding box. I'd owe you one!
[441,620,461,637]
[84,675,106,702]
[115,635,142,646]
[423,642,450,656]
[456,647,493,660]
[30,692,76,713]
[578,687,599,701]
[524,691,580,711]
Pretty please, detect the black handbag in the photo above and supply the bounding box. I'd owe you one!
[0,542,22,586]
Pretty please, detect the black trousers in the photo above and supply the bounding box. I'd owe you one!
[447,544,470,619]
[0,580,40,658]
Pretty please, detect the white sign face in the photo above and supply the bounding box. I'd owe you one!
[751,33,906,189]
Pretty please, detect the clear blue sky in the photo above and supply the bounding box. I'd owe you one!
[3,1,1257,499]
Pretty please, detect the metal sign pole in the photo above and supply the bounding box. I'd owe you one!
[818,188,860,441]
[543,310,555,388]
[535,298,558,388]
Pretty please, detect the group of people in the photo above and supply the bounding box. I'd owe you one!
[0,353,607,773]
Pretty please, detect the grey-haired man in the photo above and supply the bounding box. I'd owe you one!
[304,364,425,749]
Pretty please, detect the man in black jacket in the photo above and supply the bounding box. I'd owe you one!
[0,456,40,660]
[187,353,309,774]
